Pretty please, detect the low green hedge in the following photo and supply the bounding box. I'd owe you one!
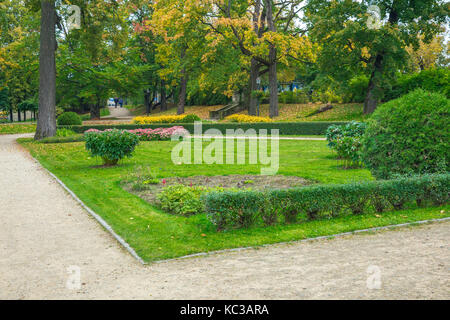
[38,135,84,144]
[59,121,349,136]
[204,174,450,231]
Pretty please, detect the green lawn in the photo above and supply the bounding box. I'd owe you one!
[20,138,449,262]
[0,123,36,135]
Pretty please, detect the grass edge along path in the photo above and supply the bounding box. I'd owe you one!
[19,138,450,262]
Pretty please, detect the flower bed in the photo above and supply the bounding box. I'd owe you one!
[133,114,201,124]
[86,126,187,141]
[0,110,8,122]
[128,126,187,141]
[225,114,272,123]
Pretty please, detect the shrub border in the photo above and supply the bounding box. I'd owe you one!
[205,174,450,230]
[60,121,350,136]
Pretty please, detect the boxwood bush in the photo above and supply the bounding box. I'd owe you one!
[362,89,449,179]
[84,129,139,166]
[204,174,449,231]
[57,111,82,126]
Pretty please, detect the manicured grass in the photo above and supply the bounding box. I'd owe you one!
[19,138,449,262]
[127,103,367,122]
[0,123,36,135]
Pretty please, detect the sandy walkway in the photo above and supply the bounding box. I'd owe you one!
[103,106,133,119]
[0,134,448,300]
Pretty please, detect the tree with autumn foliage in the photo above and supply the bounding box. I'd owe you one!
[146,0,315,118]
[306,0,449,114]
[406,35,448,72]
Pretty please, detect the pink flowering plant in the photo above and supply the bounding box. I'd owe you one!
[128,126,188,141]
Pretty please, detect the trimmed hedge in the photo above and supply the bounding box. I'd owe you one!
[204,174,450,231]
[59,121,350,136]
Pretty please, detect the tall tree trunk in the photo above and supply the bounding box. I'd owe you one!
[264,0,278,118]
[90,100,101,119]
[364,54,383,114]
[9,107,13,122]
[268,53,278,118]
[247,0,262,116]
[363,5,399,114]
[23,110,26,122]
[144,89,151,115]
[160,80,167,111]
[35,0,56,140]
[177,68,187,115]
[248,58,259,115]
[17,109,21,122]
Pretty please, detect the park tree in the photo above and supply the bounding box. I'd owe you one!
[0,73,10,119]
[306,0,449,113]
[145,0,212,115]
[406,35,448,72]
[187,0,314,118]
[129,0,173,114]
[0,0,40,123]
[56,0,132,119]
[35,0,56,139]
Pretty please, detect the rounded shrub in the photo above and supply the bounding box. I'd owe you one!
[182,114,201,123]
[362,89,449,179]
[84,129,139,166]
[57,111,82,126]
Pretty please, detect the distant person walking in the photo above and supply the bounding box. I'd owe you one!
[114,97,119,108]
[119,98,123,108]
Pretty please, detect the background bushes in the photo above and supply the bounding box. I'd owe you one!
[362,89,449,179]
[57,111,82,126]
[385,68,450,101]
[204,174,449,231]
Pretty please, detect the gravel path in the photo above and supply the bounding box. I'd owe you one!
[0,134,448,300]
[103,106,133,119]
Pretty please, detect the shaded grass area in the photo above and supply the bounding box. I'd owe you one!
[254,103,367,121]
[0,123,36,135]
[132,103,367,122]
[19,138,448,262]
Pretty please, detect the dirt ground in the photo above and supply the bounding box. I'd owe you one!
[0,134,449,300]
[124,174,311,204]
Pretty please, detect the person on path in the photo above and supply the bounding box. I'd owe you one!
[114,97,119,108]
[119,98,123,108]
